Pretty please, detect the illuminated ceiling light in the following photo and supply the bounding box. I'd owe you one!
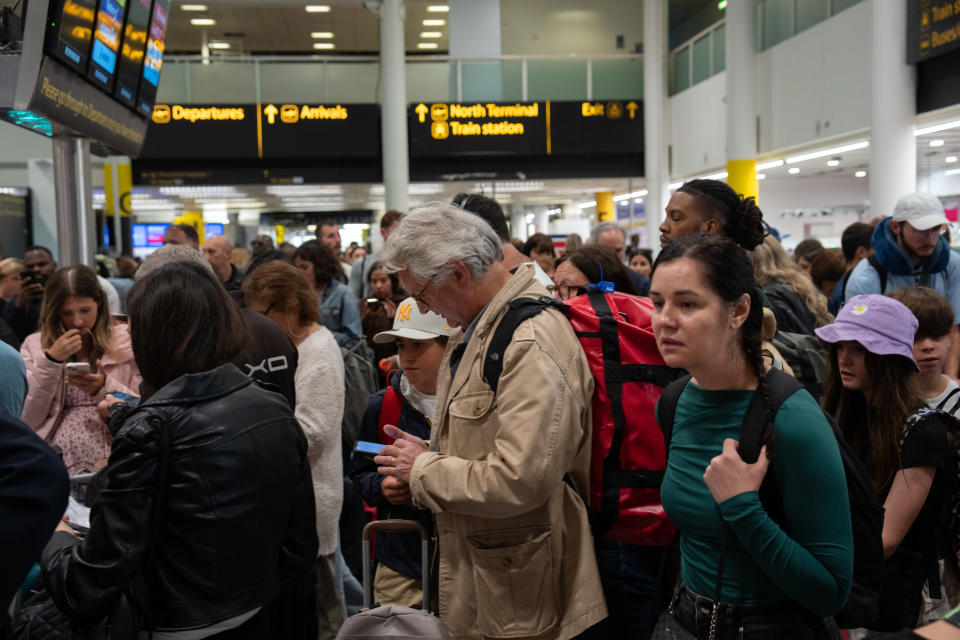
[577,201,597,209]
[305,5,331,12]
[668,181,683,190]
[826,158,840,167]
[785,140,869,164]
[757,159,784,170]
[313,42,335,49]
[756,173,766,180]
[427,5,450,11]
[788,167,800,175]
[190,17,215,25]
[855,170,867,178]
[946,168,960,176]
[701,170,728,180]
[207,41,230,49]
[915,119,960,136]
[930,139,945,147]
[417,42,438,49]
[311,31,333,38]
[423,19,446,26]
[420,31,442,38]
[181,4,208,10]
[947,156,958,163]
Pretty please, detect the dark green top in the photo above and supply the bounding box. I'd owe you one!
[659,383,854,617]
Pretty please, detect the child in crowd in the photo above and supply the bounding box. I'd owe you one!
[349,298,451,607]
[888,286,960,417]
[817,294,958,631]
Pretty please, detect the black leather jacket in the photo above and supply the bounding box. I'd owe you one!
[41,364,318,634]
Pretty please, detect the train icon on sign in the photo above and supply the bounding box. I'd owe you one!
[152,105,171,123]
[431,121,449,139]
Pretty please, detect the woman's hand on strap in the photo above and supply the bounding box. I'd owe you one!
[703,438,770,504]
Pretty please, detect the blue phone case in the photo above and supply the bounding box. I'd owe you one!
[355,441,385,456]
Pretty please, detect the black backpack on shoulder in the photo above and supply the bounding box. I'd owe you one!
[656,368,885,629]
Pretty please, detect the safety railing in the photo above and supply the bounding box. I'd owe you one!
[668,0,866,96]
[156,53,644,105]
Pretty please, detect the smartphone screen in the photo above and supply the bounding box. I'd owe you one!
[355,441,386,457]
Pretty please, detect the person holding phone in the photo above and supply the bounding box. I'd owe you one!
[361,262,406,384]
[4,246,57,342]
[20,265,140,473]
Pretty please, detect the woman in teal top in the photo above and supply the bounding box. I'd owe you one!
[649,233,854,639]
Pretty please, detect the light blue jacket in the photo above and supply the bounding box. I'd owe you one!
[319,279,363,348]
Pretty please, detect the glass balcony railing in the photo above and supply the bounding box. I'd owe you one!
[155,53,644,105]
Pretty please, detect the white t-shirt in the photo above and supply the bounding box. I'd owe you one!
[926,377,960,418]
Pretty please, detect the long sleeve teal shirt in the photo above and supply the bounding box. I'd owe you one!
[659,383,854,617]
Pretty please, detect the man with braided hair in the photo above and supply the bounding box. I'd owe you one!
[659,179,767,252]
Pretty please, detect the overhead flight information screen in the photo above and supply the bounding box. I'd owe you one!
[87,0,126,90]
[114,0,151,107]
[47,0,98,74]
[138,0,170,117]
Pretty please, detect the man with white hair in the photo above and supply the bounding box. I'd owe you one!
[590,221,649,295]
[373,202,606,640]
[203,235,243,292]
[846,192,960,376]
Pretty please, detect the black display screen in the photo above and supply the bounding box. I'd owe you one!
[86,0,126,90]
[137,0,169,117]
[113,0,151,107]
[47,0,98,74]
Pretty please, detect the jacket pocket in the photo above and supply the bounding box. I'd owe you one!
[466,526,558,639]
[447,391,496,459]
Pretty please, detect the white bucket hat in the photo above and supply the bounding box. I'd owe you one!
[373,297,453,343]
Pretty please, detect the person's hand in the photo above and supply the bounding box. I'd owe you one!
[381,475,411,505]
[703,439,770,504]
[55,517,77,535]
[375,425,429,485]
[16,282,43,307]
[97,394,123,420]
[67,360,106,396]
[47,329,83,362]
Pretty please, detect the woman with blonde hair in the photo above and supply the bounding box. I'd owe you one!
[20,265,140,472]
[750,235,833,334]
[0,257,23,300]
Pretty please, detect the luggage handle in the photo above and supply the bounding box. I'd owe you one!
[361,519,431,614]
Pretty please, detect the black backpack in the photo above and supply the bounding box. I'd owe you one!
[656,368,884,629]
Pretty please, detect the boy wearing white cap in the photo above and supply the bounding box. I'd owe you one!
[846,192,960,376]
[348,297,451,607]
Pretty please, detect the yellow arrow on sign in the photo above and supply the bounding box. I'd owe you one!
[626,101,638,119]
[415,103,429,123]
[264,104,279,124]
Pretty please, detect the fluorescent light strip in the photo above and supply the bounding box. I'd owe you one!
[311,32,333,38]
[313,43,335,49]
[668,182,683,190]
[181,4,208,10]
[417,42,438,49]
[208,42,230,49]
[946,168,960,176]
[420,31,443,38]
[427,5,450,11]
[190,18,215,25]
[423,19,446,26]
[785,140,868,164]
[915,120,960,136]
[305,5,331,12]
[578,201,597,209]
[757,159,784,170]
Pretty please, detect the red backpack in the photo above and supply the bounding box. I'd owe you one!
[482,290,682,546]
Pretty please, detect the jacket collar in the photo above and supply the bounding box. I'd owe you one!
[138,363,252,409]
[443,263,538,404]
[873,217,950,276]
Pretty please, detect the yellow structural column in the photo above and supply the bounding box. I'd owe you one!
[726,159,758,202]
[275,225,285,245]
[595,191,614,223]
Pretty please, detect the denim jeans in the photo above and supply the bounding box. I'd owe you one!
[579,539,666,640]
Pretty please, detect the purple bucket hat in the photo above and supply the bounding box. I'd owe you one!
[814,294,919,370]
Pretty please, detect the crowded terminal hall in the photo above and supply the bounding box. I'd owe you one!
[5,1,960,639]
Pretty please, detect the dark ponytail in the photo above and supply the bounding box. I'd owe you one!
[654,233,774,452]
[677,179,766,251]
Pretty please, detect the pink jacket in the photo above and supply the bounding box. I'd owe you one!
[20,323,142,441]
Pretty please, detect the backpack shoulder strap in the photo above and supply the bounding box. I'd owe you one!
[867,254,888,293]
[737,369,803,463]
[483,297,558,394]
[840,268,853,303]
[656,373,693,456]
[377,385,403,445]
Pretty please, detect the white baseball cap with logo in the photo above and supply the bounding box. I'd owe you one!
[373,297,454,343]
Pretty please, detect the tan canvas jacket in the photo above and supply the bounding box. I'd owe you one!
[409,263,607,640]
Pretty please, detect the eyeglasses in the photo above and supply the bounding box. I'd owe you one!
[412,277,435,306]
[546,284,589,300]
